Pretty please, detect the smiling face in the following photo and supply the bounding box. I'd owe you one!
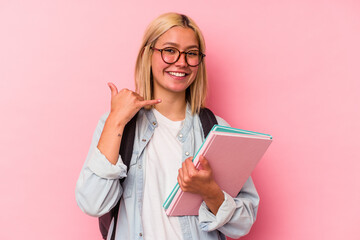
[151,26,199,99]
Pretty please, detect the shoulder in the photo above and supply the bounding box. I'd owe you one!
[215,115,231,127]
[97,112,110,126]
[100,112,110,121]
[89,112,110,136]
[199,107,231,127]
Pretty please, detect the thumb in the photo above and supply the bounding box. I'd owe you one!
[199,155,211,171]
[107,82,118,98]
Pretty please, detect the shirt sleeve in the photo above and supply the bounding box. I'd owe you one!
[75,113,127,217]
[198,115,260,238]
[198,177,259,238]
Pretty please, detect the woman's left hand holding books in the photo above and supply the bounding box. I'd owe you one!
[177,155,225,215]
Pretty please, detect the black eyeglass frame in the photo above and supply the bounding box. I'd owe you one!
[150,46,206,67]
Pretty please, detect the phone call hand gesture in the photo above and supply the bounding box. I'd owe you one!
[97,83,161,165]
[107,82,161,127]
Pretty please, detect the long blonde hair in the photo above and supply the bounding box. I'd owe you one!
[134,13,207,114]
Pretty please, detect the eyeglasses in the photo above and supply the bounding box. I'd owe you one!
[150,47,205,67]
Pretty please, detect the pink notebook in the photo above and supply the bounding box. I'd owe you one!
[164,126,272,216]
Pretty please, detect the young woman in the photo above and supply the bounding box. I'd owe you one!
[76,13,259,240]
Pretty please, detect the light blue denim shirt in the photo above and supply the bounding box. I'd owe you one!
[76,106,260,240]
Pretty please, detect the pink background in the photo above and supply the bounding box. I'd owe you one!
[1,0,359,239]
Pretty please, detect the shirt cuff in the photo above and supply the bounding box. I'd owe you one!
[198,191,236,231]
[87,147,127,179]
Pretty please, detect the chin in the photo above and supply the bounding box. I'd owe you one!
[166,84,190,93]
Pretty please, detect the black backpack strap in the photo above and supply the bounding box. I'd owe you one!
[119,113,138,173]
[199,107,218,137]
[98,113,138,240]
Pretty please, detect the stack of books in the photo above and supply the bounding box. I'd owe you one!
[163,125,272,216]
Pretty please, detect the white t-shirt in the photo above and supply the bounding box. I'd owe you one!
[142,109,184,240]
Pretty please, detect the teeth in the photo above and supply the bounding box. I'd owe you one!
[169,72,186,77]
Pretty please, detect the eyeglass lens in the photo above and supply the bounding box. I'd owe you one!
[162,47,201,67]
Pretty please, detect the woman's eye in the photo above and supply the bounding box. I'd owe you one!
[164,48,176,54]
[187,51,199,57]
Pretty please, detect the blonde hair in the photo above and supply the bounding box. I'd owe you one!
[134,13,207,114]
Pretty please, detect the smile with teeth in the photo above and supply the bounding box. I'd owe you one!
[168,71,187,77]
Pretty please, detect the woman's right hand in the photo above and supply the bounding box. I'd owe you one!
[107,82,161,127]
[97,83,161,165]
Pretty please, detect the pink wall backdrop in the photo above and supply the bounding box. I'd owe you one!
[1,0,359,239]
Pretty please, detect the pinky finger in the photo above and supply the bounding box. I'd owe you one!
[140,99,162,108]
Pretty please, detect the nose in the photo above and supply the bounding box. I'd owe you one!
[175,52,188,67]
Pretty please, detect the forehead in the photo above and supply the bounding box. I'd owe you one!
[156,26,199,48]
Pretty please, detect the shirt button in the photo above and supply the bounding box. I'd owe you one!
[179,134,183,138]
[139,233,143,237]
[142,139,146,142]
[152,121,157,126]
[138,164,142,169]
[185,152,189,156]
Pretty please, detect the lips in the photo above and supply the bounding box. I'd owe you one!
[166,71,189,78]
[168,71,186,77]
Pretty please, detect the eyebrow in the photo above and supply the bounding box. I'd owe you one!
[161,42,199,50]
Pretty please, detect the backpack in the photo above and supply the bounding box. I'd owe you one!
[99,108,218,240]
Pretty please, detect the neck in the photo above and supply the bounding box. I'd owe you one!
[154,91,187,121]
